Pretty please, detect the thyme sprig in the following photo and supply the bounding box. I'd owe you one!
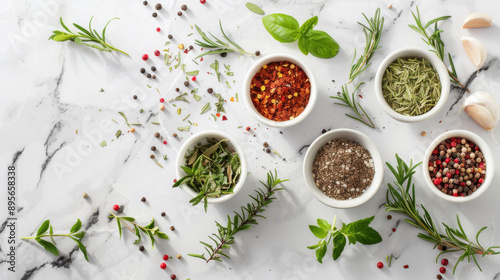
[21,219,89,262]
[409,6,470,93]
[348,8,384,83]
[188,170,288,263]
[384,154,500,274]
[49,17,128,56]
[331,8,383,129]
[108,212,168,248]
[331,83,375,128]
[194,20,255,59]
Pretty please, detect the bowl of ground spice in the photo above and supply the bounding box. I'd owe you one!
[174,130,248,206]
[374,47,450,122]
[243,53,317,127]
[423,130,494,202]
[303,129,384,208]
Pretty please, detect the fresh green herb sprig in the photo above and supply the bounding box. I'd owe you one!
[194,21,254,59]
[245,2,264,15]
[189,170,288,263]
[262,14,339,59]
[49,17,128,56]
[21,219,88,262]
[348,8,384,83]
[385,154,500,274]
[173,138,241,212]
[331,82,375,128]
[308,215,382,263]
[409,6,469,93]
[108,212,168,248]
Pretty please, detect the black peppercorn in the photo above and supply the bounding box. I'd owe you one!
[155,3,162,10]
[151,146,157,151]
[151,66,156,72]
[175,88,180,92]
[150,154,155,159]
[168,34,173,39]
[161,212,166,217]
[207,88,213,94]
[220,52,227,57]
[177,11,182,16]
[133,95,138,100]
[184,81,189,87]
[437,274,442,280]
[387,215,392,220]
[141,197,146,202]
[170,226,175,231]
[143,1,147,5]
[255,50,261,56]
[172,133,177,137]
[181,4,187,11]
[140,68,145,74]
[139,245,145,251]
[266,148,271,153]
[154,132,160,138]
[147,73,152,78]
[189,45,193,50]
[321,129,327,134]
[263,142,269,148]
[152,12,157,17]
[152,75,156,79]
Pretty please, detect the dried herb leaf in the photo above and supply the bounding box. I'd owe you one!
[246,2,265,15]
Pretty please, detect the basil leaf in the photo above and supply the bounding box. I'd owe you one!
[309,225,328,239]
[299,16,318,36]
[340,216,382,245]
[317,219,331,231]
[315,243,327,263]
[298,36,310,55]
[332,231,346,260]
[303,30,339,58]
[351,227,382,245]
[262,13,300,43]
[245,2,265,15]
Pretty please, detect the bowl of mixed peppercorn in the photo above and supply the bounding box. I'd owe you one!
[243,53,317,127]
[423,130,494,202]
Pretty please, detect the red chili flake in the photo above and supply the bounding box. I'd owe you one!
[192,76,197,81]
[201,48,203,50]
[222,115,228,121]
[200,0,206,3]
[359,95,363,98]
[403,265,409,269]
[156,27,161,32]
[154,50,160,56]
[173,179,177,183]
[163,140,167,145]
[439,120,442,123]
[184,49,188,54]
[142,54,149,61]
[160,98,165,103]
[250,61,311,122]
[392,228,396,232]
[200,57,204,61]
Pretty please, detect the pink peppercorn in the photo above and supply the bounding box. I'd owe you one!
[441,259,448,266]
[160,98,165,103]
[192,76,196,81]
[142,54,149,61]
[200,0,206,3]
[377,262,384,269]
[157,27,161,32]
[163,140,167,145]
[154,50,160,56]
[163,255,169,261]
[160,263,166,269]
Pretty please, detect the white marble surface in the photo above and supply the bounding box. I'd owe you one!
[1,0,500,279]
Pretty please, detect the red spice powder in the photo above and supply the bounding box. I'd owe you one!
[250,61,311,121]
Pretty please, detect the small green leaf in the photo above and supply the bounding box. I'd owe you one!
[36,239,59,256]
[245,2,265,15]
[186,70,199,76]
[299,16,318,35]
[70,237,89,262]
[341,216,382,245]
[332,232,346,260]
[49,226,55,244]
[188,253,206,260]
[120,217,135,222]
[37,220,50,236]
[303,30,339,58]
[262,13,300,43]
[145,218,155,230]
[100,141,107,147]
[70,219,82,234]
[72,231,85,239]
[298,36,310,55]
[116,218,122,239]
[309,225,328,239]
[307,244,320,250]
[315,243,327,263]
[155,231,169,239]
[115,130,122,138]
[317,219,331,231]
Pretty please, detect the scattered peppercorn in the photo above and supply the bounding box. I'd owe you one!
[163,255,169,261]
[154,132,160,138]
[173,179,177,183]
[133,95,138,99]
[192,76,196,81]
[170,226,175,231]
[255,50,261,56]
[178,43,184,49]
[392,228,396,232]
[140,68,145,74]
[377,262,384,269]
[113,204,120,211]
[152,12,157,17]
[175,88,180,92]
[163,140,167,145]
[130,127,136,133]
[200,0,206,3]
[441,259,448,266]
[387,215,392,220]
[181,4,187,10]
[220,52,227,57]
[156,27,161,32]
[151,146,157,151]
[177,11,182,16]
[150,154,155,159]
[159,104,165,111]
[172,133,177,137]
[160,263,167,269]
[170,274,177,280]
[207,88,213,94]
[176,254,182,259]
[436,275,442,280]
[439,267,446,274]
[154,50,160,56]
[266,148,271,153]
[139,245,145,251]
[141,197,146,202]
[82,192,88,198]
[143,1,148,5]
[151,66,157,72]
[152,75,157,79]
[184,81,189,87]
[142,54,149,61]
[189,45,193,50]
[403,265,409,269]
[263,142,269,148]
[161,212,166,217]
[168,34,173,39]
[147,73,152,78]
[155,3,162,10]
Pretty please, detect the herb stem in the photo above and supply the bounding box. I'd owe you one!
[21,234,69,240]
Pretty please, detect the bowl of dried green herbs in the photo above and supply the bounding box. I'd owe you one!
[374,47,450,122]
[173,130,247,212]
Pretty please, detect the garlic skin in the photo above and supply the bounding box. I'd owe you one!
[462,91,499,131]
[462,12,493,29]
[461,36,487,69]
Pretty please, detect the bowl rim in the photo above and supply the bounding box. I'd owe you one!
[303,129,384,208]
[242,53,318,128]
[175,130,247,204]
[422,130,495,202]
[374,47,451,123]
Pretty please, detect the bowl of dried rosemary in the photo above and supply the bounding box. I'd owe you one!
[173,130,247,211]
[242,53,318,128]
[374,47,450,122]
[302,129,384,208]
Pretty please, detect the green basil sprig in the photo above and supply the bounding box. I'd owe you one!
[262,14,339,59]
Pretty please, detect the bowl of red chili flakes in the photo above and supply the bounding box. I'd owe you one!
[243,53,317,127]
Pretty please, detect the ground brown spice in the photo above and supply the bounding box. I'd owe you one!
[312,139,375,200]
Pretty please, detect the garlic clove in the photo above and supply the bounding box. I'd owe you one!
[461,36,487,69]
[462,12,492,29]
[462,91,500,131]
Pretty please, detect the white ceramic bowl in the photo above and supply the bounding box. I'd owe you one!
[242,53,317,128]
[175,130,247,204]
[422,130,494,202]
[303,129,384,208]
[374,47,451,123]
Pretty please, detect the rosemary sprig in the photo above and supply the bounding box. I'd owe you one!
[49,17,128,56]
[108,212,169,249]
[348,8,384,83]
[21,219,89,262]
[194,20,254,59]
[384,154,500,274]
[331,83,375,128]
[409,6,469,93]
[188,170,288,263]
